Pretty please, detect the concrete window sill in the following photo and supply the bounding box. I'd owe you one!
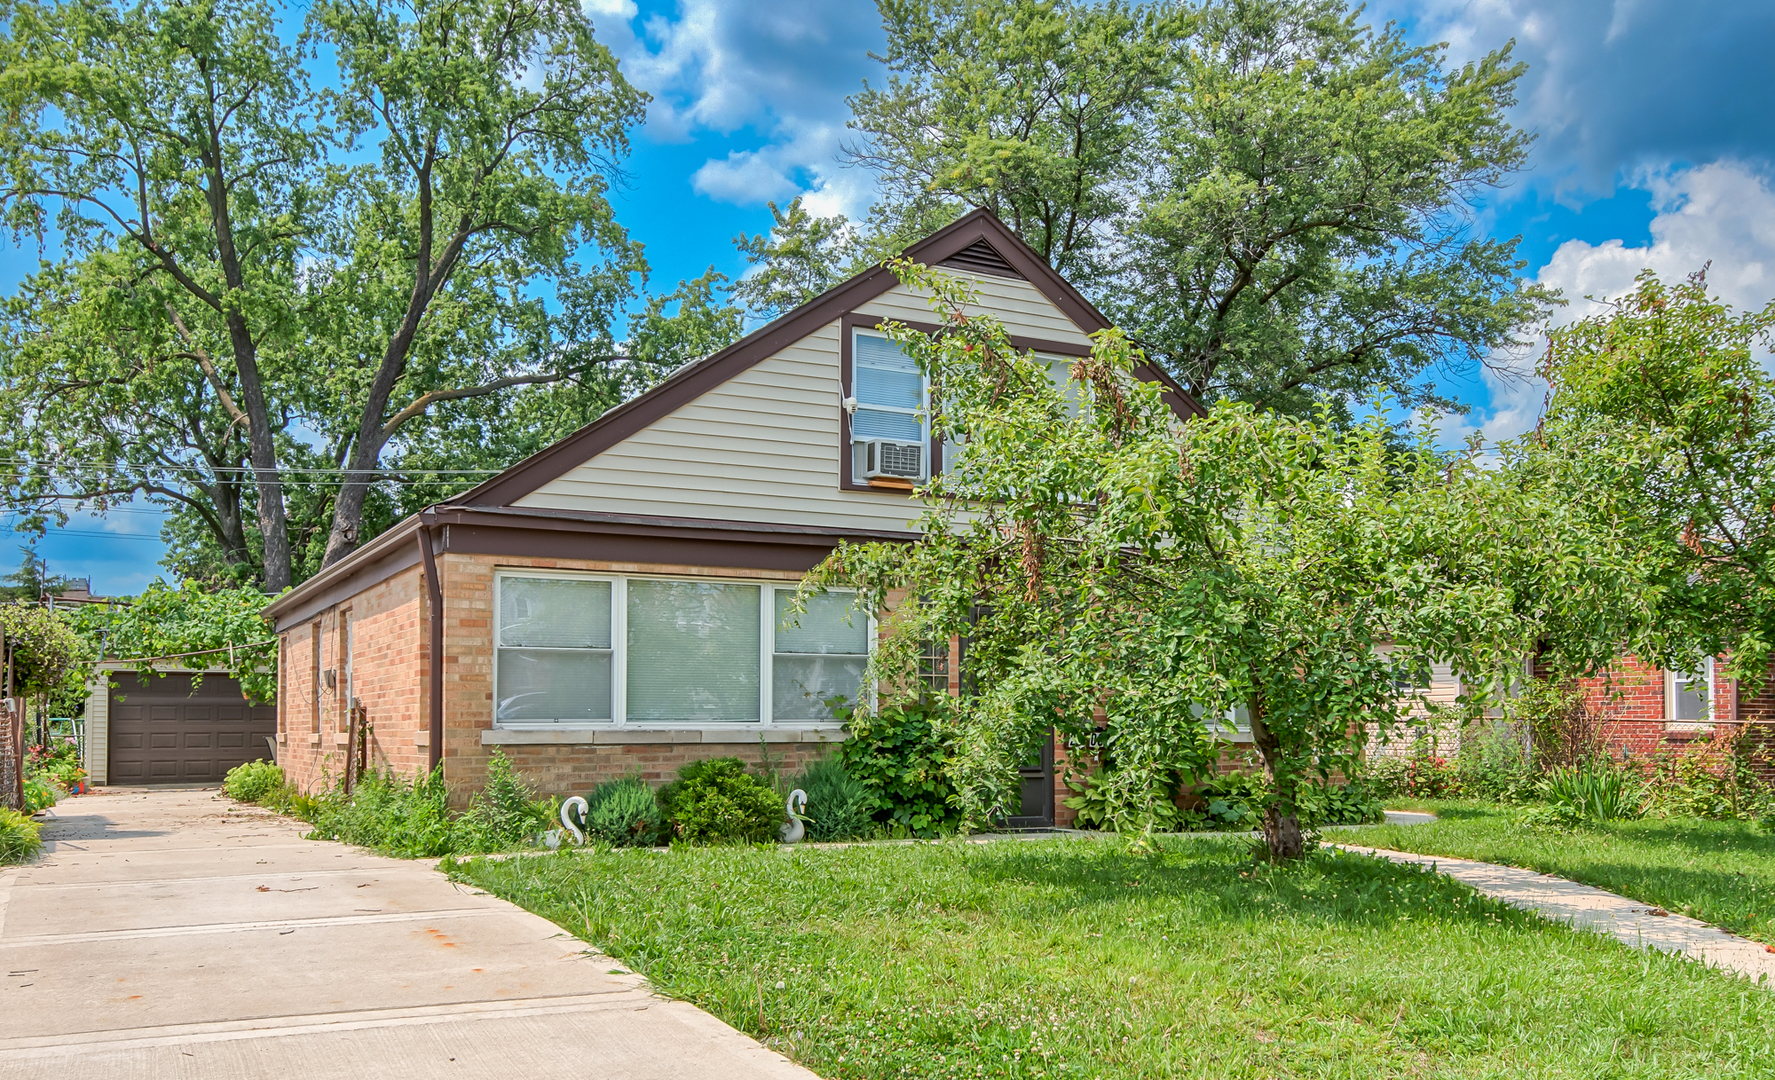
[480,726,847,746]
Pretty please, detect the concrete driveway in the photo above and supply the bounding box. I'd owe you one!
[0,787,816,1079]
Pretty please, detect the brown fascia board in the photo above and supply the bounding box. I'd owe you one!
[260,505,920,630]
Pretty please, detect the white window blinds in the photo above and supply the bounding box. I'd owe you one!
[852,331,925,444]
[772,589,868,720]
[626,580,762,722]
[496,577,613,721]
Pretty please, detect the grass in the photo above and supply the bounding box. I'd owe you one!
[1349,800,1775,943]
[451,835,1775,1079]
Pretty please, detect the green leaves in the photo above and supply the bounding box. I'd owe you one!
[810,261,1577,857]
[1532,269,1775,689]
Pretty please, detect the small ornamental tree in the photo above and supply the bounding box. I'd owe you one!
[1532,270,1775,689]
[805,263,1593,859]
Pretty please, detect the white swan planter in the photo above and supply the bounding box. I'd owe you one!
[779,788,810,844]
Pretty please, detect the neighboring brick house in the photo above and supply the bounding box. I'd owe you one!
[262,211,1203,822]
[1555,655,1775,780]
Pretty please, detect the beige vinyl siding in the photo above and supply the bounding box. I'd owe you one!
[515,322,926,532]
[855,276,1094,347]
[514,271,1095,531]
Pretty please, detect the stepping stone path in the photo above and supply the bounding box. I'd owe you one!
[1340,845,1775,988]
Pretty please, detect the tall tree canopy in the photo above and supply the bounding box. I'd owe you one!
[0,0,657,588]
[824,0,1554,421]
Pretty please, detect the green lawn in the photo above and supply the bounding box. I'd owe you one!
[451,836,1775,1079]
[1348,801,1775,944]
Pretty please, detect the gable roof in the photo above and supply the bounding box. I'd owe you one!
[454,209,1203,508]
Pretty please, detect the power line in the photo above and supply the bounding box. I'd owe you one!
[0,458,506,476]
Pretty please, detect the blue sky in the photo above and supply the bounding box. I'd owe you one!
[6,0,1775,594]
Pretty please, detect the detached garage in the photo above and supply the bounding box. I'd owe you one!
[84,665,276,786]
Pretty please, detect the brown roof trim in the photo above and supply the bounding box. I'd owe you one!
[431,504,919,545]
[451,209,1147,509]
[265,505,919,628]
[262,515,423,627]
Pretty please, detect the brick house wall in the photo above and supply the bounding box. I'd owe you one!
[276,552,847,807]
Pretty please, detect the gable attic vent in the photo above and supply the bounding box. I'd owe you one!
[937,239,1023,279]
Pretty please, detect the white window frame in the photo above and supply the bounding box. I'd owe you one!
[493,569,871,731]
[1666,659,1714,727]
[850,328,931,483]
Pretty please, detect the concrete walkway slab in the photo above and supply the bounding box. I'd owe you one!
[0,787,819,1079]
[1341,845,1775,988]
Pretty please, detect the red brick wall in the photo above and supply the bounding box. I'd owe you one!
[278,565,428,794]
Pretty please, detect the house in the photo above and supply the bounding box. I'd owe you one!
[261,211,1204,825]
[1553,656,1775,778]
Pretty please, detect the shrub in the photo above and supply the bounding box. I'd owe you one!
[1066,766,1187,833]
[1455,720,1538,802]
[307,767,456,857]
[661,757,781,844]
[223,760,286,803]
[1296,780,1385,826]
[793,756,875,842]
[1541,760,1645,822]
[1641,730,1774,821]
[583,776,666,847]
[1365,750,1462,799]
[838,699,959,836]
[22,776,57,813]
[455,751,550,851]
[0,808,42,864]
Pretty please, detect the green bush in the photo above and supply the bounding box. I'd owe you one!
[307,767,457,857]
[661,757,781,844]
[1065,766,1187,833]
[456,751,549,851]
[838,699,959,836]
[1541,761,1645,822]
[22,776,56,813]
[1183,771,1267,831]
[1296,779,1385,826]
[0,808,42,864]
[793,756,874,842]
[223,760,286,803]
[583,776,666,847]
[1455,720,1538,801]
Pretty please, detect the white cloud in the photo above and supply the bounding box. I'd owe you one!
[1448,160,1775,445]
[1367,0,1775,200]
[1537,160,1775,321]
[591,0,882,214]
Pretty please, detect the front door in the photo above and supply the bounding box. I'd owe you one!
[1004,731,1055,828]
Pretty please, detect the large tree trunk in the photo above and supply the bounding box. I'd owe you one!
[225,314,292,590]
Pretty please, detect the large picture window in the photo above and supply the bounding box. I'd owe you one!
[494,572,869,727]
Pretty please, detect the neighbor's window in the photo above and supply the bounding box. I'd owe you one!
[1668,664,1709,722]
[851,330,928,483]
[497,576,614,722]
[773,589,869,719]
[493,572,867,726]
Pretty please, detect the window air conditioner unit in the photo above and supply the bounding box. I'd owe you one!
[861,439,924,480]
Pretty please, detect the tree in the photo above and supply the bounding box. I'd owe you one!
[847,0,1553,422]
[0,0,322,587]
[732,199,868,320]
[1531,270,1775,688]
[805,263,1604,859]
[0,0,647,588]
[308,0,646,570]
[847,0,1179,290]
[64,579,278,703]
[0,547,78,604]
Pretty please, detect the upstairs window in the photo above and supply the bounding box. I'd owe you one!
[850,330,929,485]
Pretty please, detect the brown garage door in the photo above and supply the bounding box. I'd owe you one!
[108,673,276,785]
